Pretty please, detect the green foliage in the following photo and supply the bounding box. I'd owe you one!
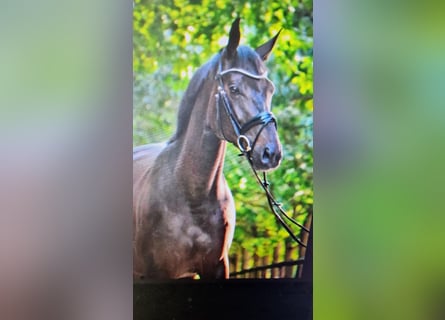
[134,0,312,267]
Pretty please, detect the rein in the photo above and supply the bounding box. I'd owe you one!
[246,162,310,247]
[215,63,310,247]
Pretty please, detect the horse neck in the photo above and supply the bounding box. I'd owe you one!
[174,85,227,201]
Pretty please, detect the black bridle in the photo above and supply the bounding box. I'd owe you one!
[215,62,276,155]
[215,62,310,247]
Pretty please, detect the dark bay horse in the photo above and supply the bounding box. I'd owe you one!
[133,18,282,280]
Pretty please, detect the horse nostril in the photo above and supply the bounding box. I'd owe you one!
[262,147,273,163]
[261,145,282,168]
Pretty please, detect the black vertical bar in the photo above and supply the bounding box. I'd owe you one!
[301,219,313,282]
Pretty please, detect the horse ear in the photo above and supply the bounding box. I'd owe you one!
[255,29,282,61]
[226,18,241,59]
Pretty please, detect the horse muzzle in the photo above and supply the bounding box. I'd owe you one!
[250,140,282,171]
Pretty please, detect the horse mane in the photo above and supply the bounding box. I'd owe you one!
[168,46,265,143]
[168,54,220,143]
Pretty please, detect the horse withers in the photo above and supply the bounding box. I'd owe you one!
[133,18,282,280]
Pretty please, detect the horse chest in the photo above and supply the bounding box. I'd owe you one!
[149,199,229,258]
[162,202,226,244]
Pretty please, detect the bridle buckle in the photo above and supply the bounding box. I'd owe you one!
[237,135,251,153]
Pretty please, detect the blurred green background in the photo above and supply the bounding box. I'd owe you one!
[2,0,445,318]
[133,0,313,276]
[315,0,445,319]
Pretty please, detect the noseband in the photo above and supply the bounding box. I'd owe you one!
[215,62,277,157]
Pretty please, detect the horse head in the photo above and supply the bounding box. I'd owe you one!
[214,18,282,171]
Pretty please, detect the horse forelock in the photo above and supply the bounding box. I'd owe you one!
[222,45,267,75]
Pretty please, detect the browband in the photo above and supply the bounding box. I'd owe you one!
[218,68,269,80]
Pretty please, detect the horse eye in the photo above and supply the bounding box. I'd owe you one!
[229,85,240,95]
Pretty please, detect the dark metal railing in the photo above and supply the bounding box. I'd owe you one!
[230,258,305,278]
